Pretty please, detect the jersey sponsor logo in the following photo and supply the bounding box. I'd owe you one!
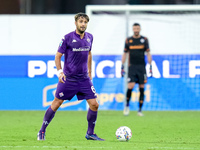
[72,46,90,52]
[129,39,133,43]
[140,38,145,43]
[129,45,144,49]
[72,39,77,43]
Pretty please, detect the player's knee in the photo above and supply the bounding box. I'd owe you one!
[92,102,99,110]
[128,83,135,89]
[139,88,144,101]
[51,97,63,111]
[96,102,99,109]
[90,101,99,110]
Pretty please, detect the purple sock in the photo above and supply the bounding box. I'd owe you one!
[39,106,56,133]
[87,108,97,135]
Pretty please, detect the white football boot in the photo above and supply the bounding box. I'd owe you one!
[123,106,130,116]
[137,111,144,116]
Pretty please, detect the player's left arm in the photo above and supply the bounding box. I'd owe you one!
[147,51,153,76]
[144,37,152,64]
[88,51,92,80]
[146,51,152,64]
[145,37,153,75]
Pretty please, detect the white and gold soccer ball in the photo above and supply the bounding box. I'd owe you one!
[115,126,132,142]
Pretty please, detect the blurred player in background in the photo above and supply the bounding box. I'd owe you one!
[37,13,104,141]
[121,23,152,116]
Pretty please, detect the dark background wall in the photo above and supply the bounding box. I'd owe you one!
[0,0,199,14]
[0,0,20,14]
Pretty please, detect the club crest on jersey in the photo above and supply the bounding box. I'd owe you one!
[140,38,145,43]
[87,38,90,43]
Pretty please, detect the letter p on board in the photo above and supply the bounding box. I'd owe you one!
[28,60,46,77]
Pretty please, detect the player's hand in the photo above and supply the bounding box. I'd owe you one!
[58,72,66,83]
[149,64,153,77]
[121,64,125,77]
[88,71,92,80]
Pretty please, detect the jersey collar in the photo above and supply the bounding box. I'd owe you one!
[74,30,87,39]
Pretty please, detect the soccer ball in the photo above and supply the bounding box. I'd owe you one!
[115,126,132,142]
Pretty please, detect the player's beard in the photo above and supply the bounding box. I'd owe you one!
[134,32,139,37]
[77,26,86,34]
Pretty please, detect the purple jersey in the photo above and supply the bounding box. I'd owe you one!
[58,31,93,81]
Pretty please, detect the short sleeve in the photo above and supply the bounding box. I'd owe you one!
[57,36,67,54]
[124,38,129,53]
[90,34,93,51]
[145,37,150,52]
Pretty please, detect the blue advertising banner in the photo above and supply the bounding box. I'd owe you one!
[0,55,200,110]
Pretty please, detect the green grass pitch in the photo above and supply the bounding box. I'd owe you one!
[0,111,200,150]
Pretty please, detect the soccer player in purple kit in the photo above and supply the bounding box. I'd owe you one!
[37,13,104,141]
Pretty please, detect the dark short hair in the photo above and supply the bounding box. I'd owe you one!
[75,13,89,22]
[133,23,140,26]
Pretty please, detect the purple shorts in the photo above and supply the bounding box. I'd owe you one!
[55,77,97,101]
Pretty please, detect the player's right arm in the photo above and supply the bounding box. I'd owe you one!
[56,35,68,83]
[55,52,66,83]
[122,38,129,64]
[121,38,129,77]
[121,52,127,65]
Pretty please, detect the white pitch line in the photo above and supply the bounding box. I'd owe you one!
[151,147,200,150]
[0,146,114,149]
[1,146,199,150]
